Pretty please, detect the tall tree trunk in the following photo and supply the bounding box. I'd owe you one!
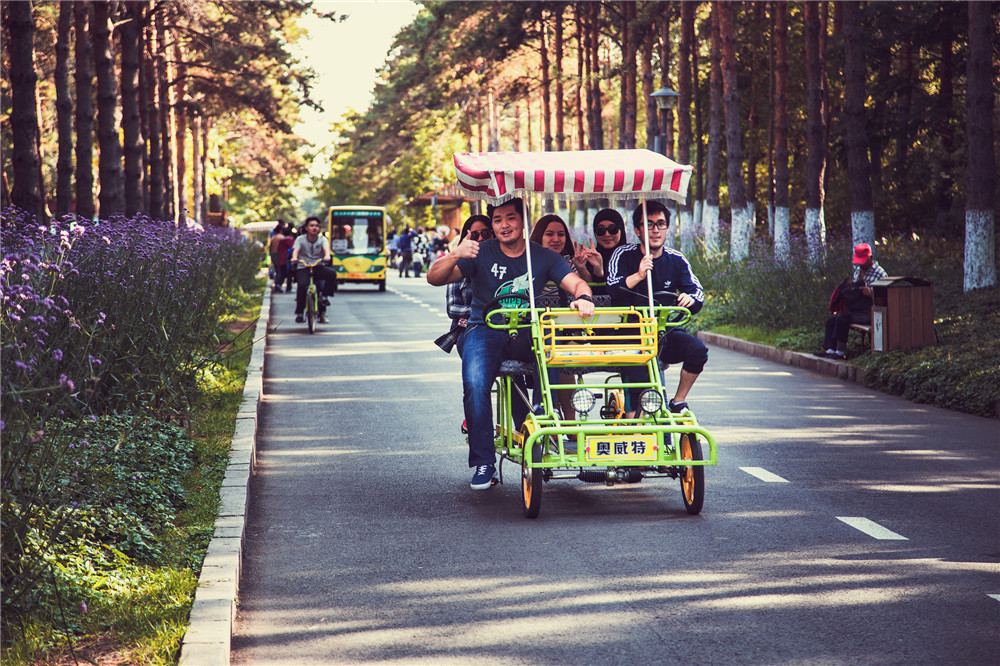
[155,11,173,221]
[805,1,829,258]
[718,1,750,262]
[93,0,125,216]
[192,112,204,225]
[120,1,145,216]
[55,1,74,217]
[642,20,657,152]
[74,1,95,221]
[745,1,764,227]
[963,1,997,291]
[554,4,565,152]
[575,5,586,150]
[677,1,694,253]
[173,39,188,222]
[540,9,552,152]
[589,3,604,151]
[144,10,163,220]
[842,1,874,247]
[690,9,703,223]
[619,1,637,150]
[935,27,955,230]
[5,1,46,224]
[200,117,209,224]
[658,5,674,159]
[773,2,790,262]
[703,5,723,254]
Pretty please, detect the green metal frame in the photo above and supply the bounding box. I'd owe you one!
[487,305,717,473]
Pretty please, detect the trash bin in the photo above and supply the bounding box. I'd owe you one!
[870,276,935,352]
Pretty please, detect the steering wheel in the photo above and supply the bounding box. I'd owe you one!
[483,292,532,329]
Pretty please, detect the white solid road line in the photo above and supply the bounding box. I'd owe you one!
[836,516,909,540]
[740,466,789,483]
[988,594,1000,603]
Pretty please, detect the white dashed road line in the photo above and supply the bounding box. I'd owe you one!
[740,467,789,483]
[988,594,1000,603]
[836,516,909,540]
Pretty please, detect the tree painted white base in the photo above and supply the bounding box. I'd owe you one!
[964,209,997,291]
[574,204,587,239]
[730,204,752,262]
[679,207,695,255]
[851,210,875,248]
[805,207,826,262]
[774,206,790,262]
[703,203,719,255]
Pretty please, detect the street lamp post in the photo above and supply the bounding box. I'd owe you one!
[650,86,680,158]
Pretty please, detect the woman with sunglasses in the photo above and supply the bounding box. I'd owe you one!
[435,215,493,358]
[592,208,628,277]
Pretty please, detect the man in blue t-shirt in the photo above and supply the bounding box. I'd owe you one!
[428,198,595,490]
[607,200,708,416]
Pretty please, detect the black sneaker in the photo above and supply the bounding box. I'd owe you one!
[295,314,305,323]
[668,399,688,414]
[318,313,328,324]
[470,464,497,490]
[322,298,330,306]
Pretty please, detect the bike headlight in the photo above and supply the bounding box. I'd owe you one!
[571,389,597,414]
[638,389,664,415]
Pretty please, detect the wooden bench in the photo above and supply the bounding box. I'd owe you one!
[850,323,871,348]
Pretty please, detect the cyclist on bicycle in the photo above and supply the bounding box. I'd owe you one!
[290,216,338,323]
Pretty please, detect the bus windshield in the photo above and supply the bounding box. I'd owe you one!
[328,209,384,255]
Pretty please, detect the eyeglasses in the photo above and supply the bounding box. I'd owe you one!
[468,229,494,241]
[595,225,619,236]
[645,220,669,230]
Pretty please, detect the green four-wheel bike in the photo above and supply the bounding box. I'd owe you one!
[485,294,717,518]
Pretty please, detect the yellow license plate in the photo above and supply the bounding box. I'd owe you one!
[584,434,657,462]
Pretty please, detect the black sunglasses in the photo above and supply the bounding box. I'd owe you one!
[468,229,494,241]
[595,225,619,236]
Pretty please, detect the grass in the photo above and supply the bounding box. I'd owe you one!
[1,277,265,666]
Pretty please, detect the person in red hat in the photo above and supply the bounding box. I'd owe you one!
[818,243,888,359]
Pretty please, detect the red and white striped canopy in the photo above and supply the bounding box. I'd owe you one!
[453,149,693,205]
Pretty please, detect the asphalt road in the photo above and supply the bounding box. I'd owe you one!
[231,273,1000,665]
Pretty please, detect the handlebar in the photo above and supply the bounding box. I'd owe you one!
[484,304,692,332]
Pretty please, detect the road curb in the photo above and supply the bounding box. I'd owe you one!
[179,288,271,666]
[696,331,867,386]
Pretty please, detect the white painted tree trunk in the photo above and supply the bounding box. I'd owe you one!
[730,204,752,262]
[767,201,775,238]
[679,207,695,255]
[574,203,587,240]
[964,209,997,291]
[805,207,826,261]
[851,209,875,247]
[703,202,719,255]
[774,205,790,262]
[693,199,703,237]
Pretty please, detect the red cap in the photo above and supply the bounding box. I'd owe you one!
[852,243,872,265]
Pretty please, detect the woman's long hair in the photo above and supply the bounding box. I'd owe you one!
[529,214,574,260]
[460,214,491,241]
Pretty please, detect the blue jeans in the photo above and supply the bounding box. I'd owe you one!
[461,324,540,467]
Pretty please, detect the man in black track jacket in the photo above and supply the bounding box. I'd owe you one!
[607,200,708,416]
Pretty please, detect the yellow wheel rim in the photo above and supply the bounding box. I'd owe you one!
[680,434,695,503]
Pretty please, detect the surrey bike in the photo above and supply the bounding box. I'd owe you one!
[452,148,718,518]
